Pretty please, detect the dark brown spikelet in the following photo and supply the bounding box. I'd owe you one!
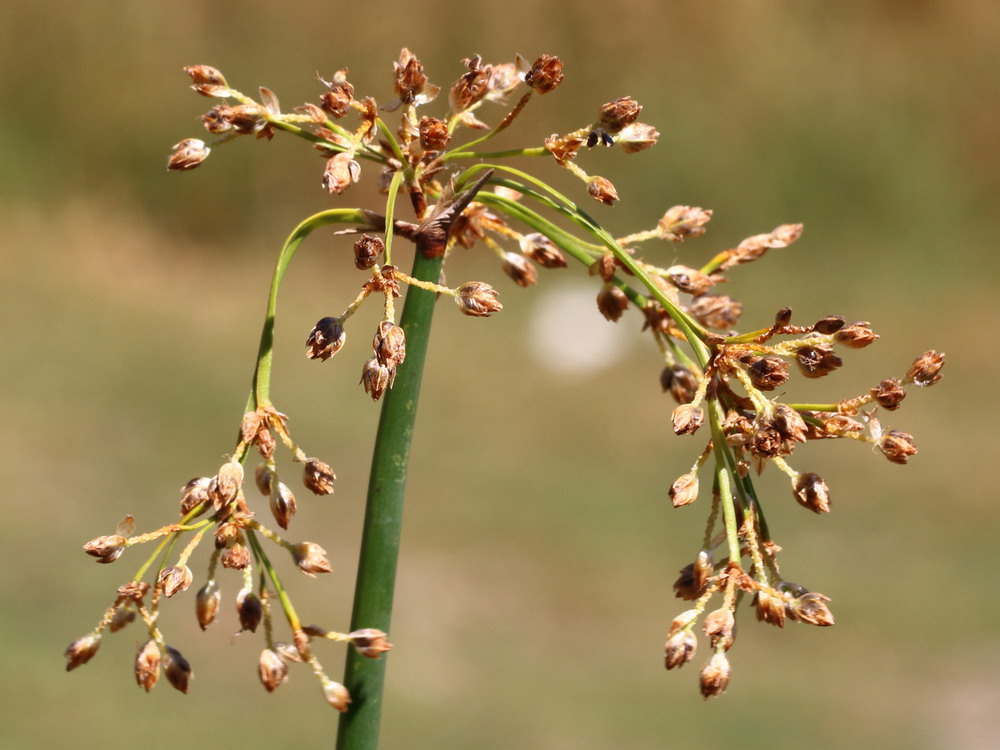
[871,378,907,410]
[455,282,503,317]
[353,235,384,270]
[418,116,451,151]
[835,321,879,348]
[304,459,336,495]
[373,321,407,367]
[747,356,790,391]
[688,295,742,330]
[878,430,918,464]
[587,176,619,206]
[319,69,355,118]
[669,472,699,507]
[699,652,731,699]
[306,317,347,361]
[793,472,831,513]
[596,284,629,322]
[598,97,642,133]
[906,350,945,387]
[795,346,842,378]
[523,54,564,94]
[237,589,263,633]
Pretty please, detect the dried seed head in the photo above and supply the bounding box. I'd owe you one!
[393,48,438,104]
[135,640,161,692]
[703,608,736,650]
[795,345,842,379]
[598,96,642,133]
[820,414,865,437]
[699,652,731,699]
[65,634,101,671]
[772,404,808,443]
[754,588,786,628]
[373,321,407,367]
[871,378,907,411]
[177,478,212,518]
[834,321,879,348]
[255,464,273,496]
[501,252,538,287]
[813,315,846,334]
[596,284,629,322]
[672,404,704,436]
[183,65,229,97]
[293,542,332,577]
[117,581,150,602]
[108,607,136,633]
[906,350,945,387]
[196,580,221,630]
[236,588,263,633]
[348,629,394,659]
[661,365,699,404]
[878,430,918,464]
[587,176,619,206]
[592,253,617,282]
[303,458,336,495]
[167,139,210,171]
[221,543,252,570]
[360,356,395,402]
[617,122,660,153]
[319,69,355,118]
[201,104,235,134]
[158,565,193,598]
[226,103,267,134]
[688,295,742,330]
[322,678,352,712]
[669,609,700,635]
[214,521,240,549]
[667,265,715,296]
[793,472,831,514]
[259,648,289,692]
[418,116,451,150]
[352,234,384,270]
[544,132,585,165]
[455,281,503,317]
[791,592,835,626]
[659,206,713,241]
[522,54,564,94]
[693,550,714,592]
[270,482,297,530]
[747,356,790,391]
[664,629,697,670]
[749,426,785,458]
[164,646,193,694]
[211,459,244,509]
[322,152,361,195]
[669,472,699,508]
[449,56,492,113]
[673,563,705,600]
[306,317,347,361]
[83,535,126,564]
[519,233,567,268]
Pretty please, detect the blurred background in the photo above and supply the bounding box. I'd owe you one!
[3,1,997,748]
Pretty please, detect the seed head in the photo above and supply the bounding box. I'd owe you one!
[501,252,538,287]
[158,565,193,598]
[319,69,355,118]
[699,652,731,699]
[303,458,336,495]
[167,139,210,171]
[360,356,395,401]
[793,472,831,514]
[522,54,564,94]
[83,535,126,564]
[659,206,713,241]
[164,646,193,694]
[269,482,297,530]
[834,321,879,348]
[661,365,699,404]
[878,430,918,464]
[348,628,394,659]
[236,588,263,633]
[544,132,584,166]
[747,356,790,391]
[906,350,945,387]
[306,317,347,361]
[791,592,835,626]
[180,477,211,516]
[519,233,567,268]
[813,315,846,334]
[221,543,251,570]
[210,459,244,509]
[135,640,161,692]
[587,176,619,206]
[455,281,503,317]
[254,464,273,496]
[183,65,229,97]
[108,607,136,633]
[617,122,660,153]
[293,542,333,577]
[871,378,907,410]
[65,634,101,671]
[353,234,384,270]
[373,321,407,367]
[393,48,438,105]
[117,581,150,602]
[598,97,642,133]
[689,295,742,330]
[673,563,705,601]
[754,588,786,628]
[795,345,842,379]
[322,678,352,712]
[672,404,704,436]
[703,608,735,650]
[449,56,492,113]
[667,265,715,296]
[693,549,714,590]
[669,472,699,508]
[664,629,697,670]
[196,580,221,630]
[259,648,289,692]
[596,284,629,322]
[322,152,361,195]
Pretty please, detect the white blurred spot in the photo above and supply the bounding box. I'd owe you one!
[529,283,632,375]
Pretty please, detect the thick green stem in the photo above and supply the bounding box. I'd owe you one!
[336,248,444,750]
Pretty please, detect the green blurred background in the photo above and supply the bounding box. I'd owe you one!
[3,1,997,748]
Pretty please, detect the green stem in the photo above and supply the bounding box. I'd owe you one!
[336,247,444,750]
[708,401,742,564]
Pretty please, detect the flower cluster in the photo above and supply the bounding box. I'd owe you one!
[70,49,943,712]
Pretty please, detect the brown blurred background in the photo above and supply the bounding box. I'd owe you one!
[3,1,998,748]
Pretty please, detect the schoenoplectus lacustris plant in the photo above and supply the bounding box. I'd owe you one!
[66,50,944,746]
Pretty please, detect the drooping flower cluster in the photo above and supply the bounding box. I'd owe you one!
[70,50,942,713]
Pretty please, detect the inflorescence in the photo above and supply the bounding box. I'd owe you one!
[68,50,943,704]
